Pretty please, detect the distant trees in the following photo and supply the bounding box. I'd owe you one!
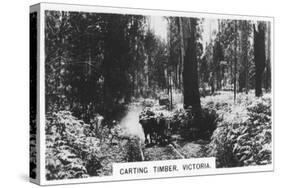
[45,11,150,120]
[201,43,214,94]
[213,37,224,91]
[206,19,271,99]
[218,20,241,100]
[167,17,202,111]
[233,21,238,101]
[101,14,146,117]
[45,11,71,111]
[167,17,183,91]
[45,10,272,123]
[239,20,251,94]
[144,29,168,96]
[45,11,171,120]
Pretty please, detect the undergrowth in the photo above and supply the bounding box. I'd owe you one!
[203,92,272,167]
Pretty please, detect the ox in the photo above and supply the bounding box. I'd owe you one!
[139,113,171,145]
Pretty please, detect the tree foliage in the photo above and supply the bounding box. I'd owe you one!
[205,93,272,167]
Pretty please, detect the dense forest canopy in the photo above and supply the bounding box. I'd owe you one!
[45,11,271,121]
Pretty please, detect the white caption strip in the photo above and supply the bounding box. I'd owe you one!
[113,157,216,178]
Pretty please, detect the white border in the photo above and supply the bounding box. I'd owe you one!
[39,3,45,185]
[35,2,274,185]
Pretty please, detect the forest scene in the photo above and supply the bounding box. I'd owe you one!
[44,10,272,180]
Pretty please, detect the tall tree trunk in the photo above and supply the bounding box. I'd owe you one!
[245,26,249,94]
[177,58,180,89]
[145,56,149,97]
[234,21,238,101]
[264,22,271,91]
[241,20,249,94]
[182,18,201,111]
[178,17,185,91]
[254,22,266,97]
[170,75,173,110]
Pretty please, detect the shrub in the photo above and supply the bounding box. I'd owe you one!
[45,111,102,180]
[170,107,218,140]
[206,93,272,167]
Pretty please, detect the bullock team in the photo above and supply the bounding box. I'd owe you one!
[138,98,217,146]
[139,108,171,145]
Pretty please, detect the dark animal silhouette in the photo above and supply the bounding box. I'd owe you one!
[139,117,157,144]
[139,113,171,145]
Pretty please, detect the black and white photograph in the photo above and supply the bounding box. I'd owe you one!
[43,7,272,180]
[26,2,274,185]
[2,0,281,188]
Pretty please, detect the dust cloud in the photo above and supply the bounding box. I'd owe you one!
[119,105,145,142]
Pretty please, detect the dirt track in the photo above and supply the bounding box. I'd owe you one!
[119,101,209,162]
[142,140,209,161]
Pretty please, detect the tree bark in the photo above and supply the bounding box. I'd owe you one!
[234,21,238,101]
[241,20,249,94]
[254,22,266,97]
[182,18,201,111]
[178,17,185,91]
[264,22,271,91]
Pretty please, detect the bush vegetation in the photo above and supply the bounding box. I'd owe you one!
[204,92,272,167]
[45,110,144,180]
[45,111,102,180]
